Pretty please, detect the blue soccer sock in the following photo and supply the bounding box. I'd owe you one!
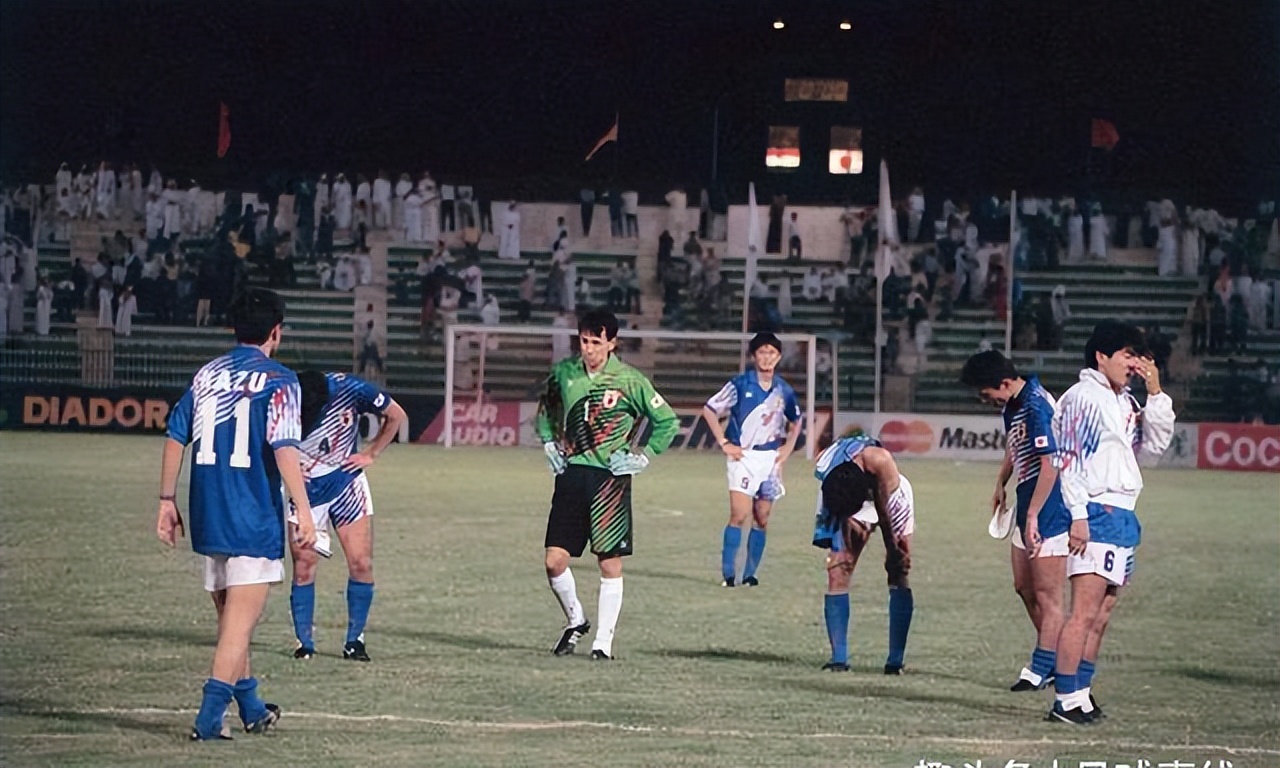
[720,526,742,581]
[290,582,316,648]
[823,593,850,664]
[346,579,374,644]
[886,586,914,668]
[1077,658,1096,689]
[194,678,235,739]
[742,528,767,581]
[233,677,267,728]
[1030,647,1057,680]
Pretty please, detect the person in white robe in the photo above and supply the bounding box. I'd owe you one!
[55,163,72,200]
[1179,216,1201,276]
[130,165,145,218]
[95,280,114,328]
[183,181,203,235]
[372,172,392,229]
[315,173,331,223]
[355,174,372,222]
[1066,208,1085,261]
[114,286,136,336]
[8,281,24,335]
[460,262,485,308]
[403,190,424,242]
[1156,217,1178,276]
[1248,275,1271,331]
[333,256,356,291]
[822,268,847,304]
[480,293,501,324]
[664,187,687,236]
[418,173,440,245]
[1088,207,1109,260]
[332,173,353,230]
[147,166,163,197]
[773,275,793,319]
[498,202,521,260]
[162,182,182,240]
[393,173,412,230]
[74,166,94,218]
[35,278,52,335]
[551,310,572,362]
[356,250,373,285]
[801,267,823,301]
[95,162,117,220]
[120,170,135,221]
[145,192,164,240]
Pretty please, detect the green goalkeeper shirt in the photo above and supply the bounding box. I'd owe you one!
[535,354,680,470]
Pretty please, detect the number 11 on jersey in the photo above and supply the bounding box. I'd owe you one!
[195,397,253,468]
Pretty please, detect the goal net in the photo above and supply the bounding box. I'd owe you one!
[442,323,825,460]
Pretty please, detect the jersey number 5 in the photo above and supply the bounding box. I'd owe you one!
[195,397,253,468]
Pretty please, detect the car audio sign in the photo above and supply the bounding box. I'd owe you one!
[833,412,1007,461]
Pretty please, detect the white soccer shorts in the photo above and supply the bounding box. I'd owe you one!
[203,555,284,592]
[1069,542,1135,586]
[727,449,785,501]
[850,474,914,537]
[1011,528,1070,557]
[289,474,375,557]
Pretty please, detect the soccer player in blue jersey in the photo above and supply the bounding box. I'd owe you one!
[961,350,1070,692]
[156,288,317,741]
[288,370,406,662]
[811,431,914,674]
[701,333,802,587]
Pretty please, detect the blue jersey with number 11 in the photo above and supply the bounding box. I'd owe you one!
[167,345,301,560]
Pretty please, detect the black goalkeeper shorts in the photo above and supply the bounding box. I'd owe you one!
[545,464,633,558]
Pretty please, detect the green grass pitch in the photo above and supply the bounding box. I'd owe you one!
[0,432,1277,767]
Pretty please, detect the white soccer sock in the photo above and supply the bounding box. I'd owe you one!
[592,577,624,656]
[549,569,585,627]
[1076,687,1093,712]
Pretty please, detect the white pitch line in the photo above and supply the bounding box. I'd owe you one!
[69,707,1280,756]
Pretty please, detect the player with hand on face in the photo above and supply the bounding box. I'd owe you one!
[702,332,802,587]
[287,370,406,663]
[961,350,1069,693]
[157,288,317,741]
[1046,320,1174,724]
[811,431,915,674]
[536,309,680,660]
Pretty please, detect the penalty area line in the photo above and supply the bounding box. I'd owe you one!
[73,707,1280,756]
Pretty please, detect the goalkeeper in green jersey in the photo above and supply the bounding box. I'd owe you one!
[536,308,680,660]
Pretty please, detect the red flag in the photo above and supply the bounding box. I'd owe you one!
[1091,118,1118,151]
[584,116,618,161]
[217,102,231,158]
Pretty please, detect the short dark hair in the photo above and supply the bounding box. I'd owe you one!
[578,308,619,340]
[297,370,330,437]
[749,332,782,356]
[960,350,1018,390]
[227,287,285,345]
[821,461,874,522]
[1083,320,1146,369]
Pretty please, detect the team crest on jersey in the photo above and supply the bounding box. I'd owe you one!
[340,411,353,427]
[602,390,622,409]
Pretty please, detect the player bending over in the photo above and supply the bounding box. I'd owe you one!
[701,332,802,587]
[811,431,914,674]
[961,350,1070,692]
[1047,320,1174,724]
[536,308,680,660]
[288,370,406,662]
[156,288,317,740]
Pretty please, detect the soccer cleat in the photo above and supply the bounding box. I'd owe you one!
[342,639,371,662]
[742,576,759,587]
[821,661,850,672]
[190,723,233,741]
[590,649,612,661]
[293,646,315,660]
[1088,694,1105,720]
[1010,667,1048,691]
[721,577,736,588]
[552,621,591,656]
[883,664,904,675]
[244,703,280,734]
[1046,703,1094,725]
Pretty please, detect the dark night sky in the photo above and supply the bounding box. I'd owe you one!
[2,0,1277,210]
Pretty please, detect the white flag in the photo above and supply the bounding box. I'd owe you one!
[876,160,899,278]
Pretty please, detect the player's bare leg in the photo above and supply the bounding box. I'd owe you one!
[884,532,913,674]
[741,498,772,586]
[1010,544,1041,631]
[822,520,869,671]
[720,491,754,586]
[592,553,624,659]
[335,516,375,661]
[1050,573,1109,723]
[288,539,321,658]
[1077,585,1119,718]
[1011,552,1065,690]
[193,583,277,738]
[546,546,589,655]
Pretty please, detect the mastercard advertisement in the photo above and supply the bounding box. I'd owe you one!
[832,412,1008,460]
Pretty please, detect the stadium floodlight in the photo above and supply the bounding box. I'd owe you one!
[443,323,821,460]
[773,18,785,30]
[839,20,852,31]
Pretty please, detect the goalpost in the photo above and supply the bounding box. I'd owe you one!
[443,323,822,460]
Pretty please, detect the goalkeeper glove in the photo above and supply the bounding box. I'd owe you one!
[543,442,567,475]
[608,450,650,476]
